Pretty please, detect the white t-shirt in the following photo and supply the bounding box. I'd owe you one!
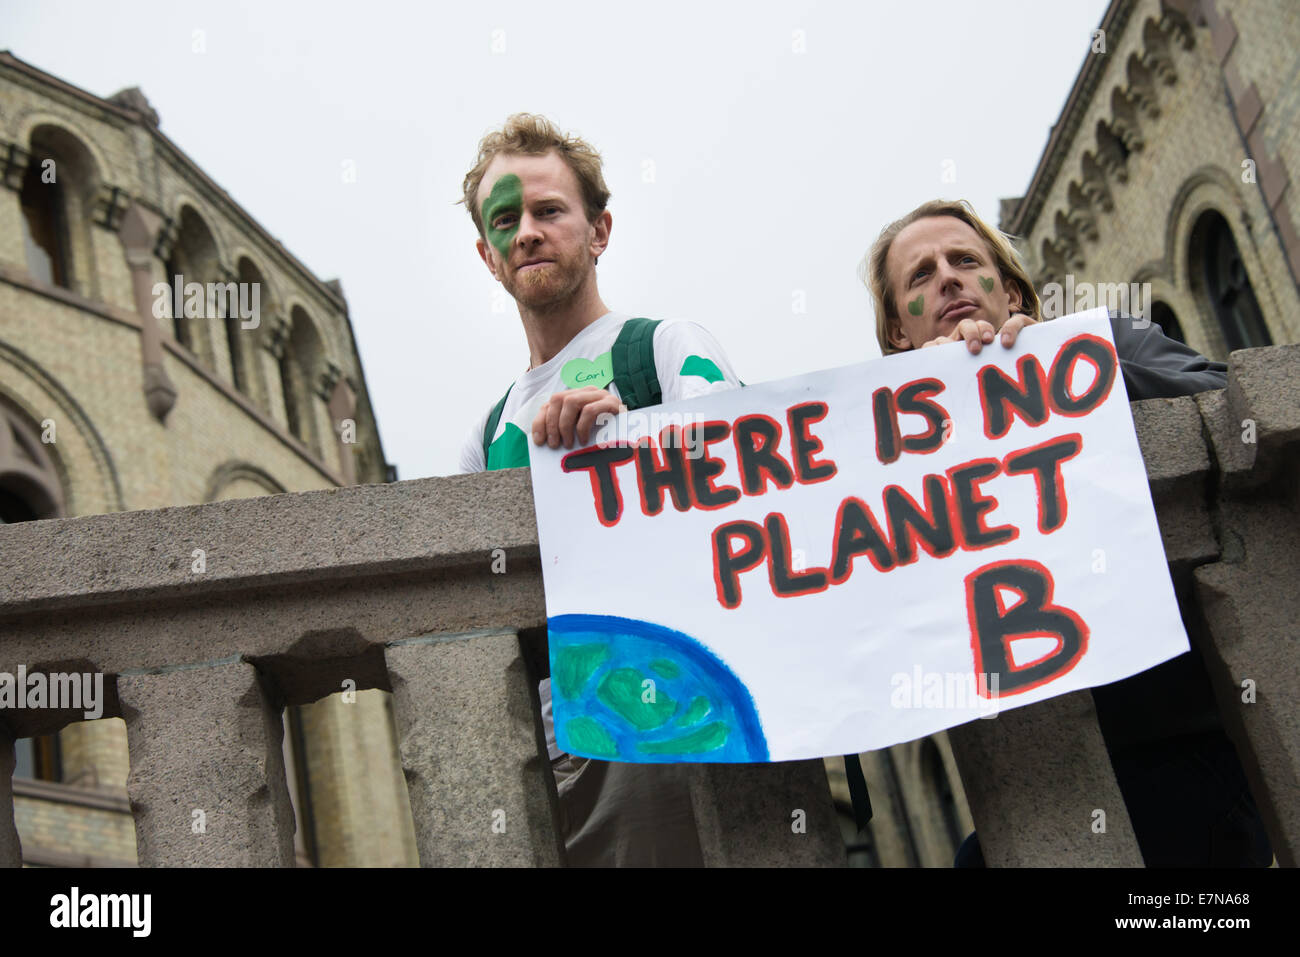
[458,312,742,473]
[459,311,742,762]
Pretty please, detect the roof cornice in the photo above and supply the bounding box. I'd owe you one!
[1004,0,1138,237]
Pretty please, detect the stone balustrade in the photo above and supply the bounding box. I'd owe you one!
[0,344,1296,866]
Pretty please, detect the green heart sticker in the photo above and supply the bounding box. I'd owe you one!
[979,275,995,293]
[561,351,613,390]
[907,295,924,316]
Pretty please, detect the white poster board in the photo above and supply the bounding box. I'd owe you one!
[530,310,1189,762]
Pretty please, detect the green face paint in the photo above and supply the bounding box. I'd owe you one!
[907,294,924,316]
[481,173,523,258]
[979,275,995,293]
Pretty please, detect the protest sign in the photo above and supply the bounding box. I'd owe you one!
[530,309,1190,762]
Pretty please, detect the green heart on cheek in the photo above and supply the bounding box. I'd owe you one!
[979,275,995,293]
[561,352,614,390]
[907,295,924,316]
[481,174,523,258]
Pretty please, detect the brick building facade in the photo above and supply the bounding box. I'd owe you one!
[1001,0,1300,355]
[0,50,416,866]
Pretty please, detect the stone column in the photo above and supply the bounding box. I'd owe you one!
[119,661,296,867]
[261,312,291,430]
[1191,349,1300,866]
[117,202,177,422]
[326,372,358,486]
[0,140,31,269]
[91,182,134,311]
[385,632,562,867]
[686,760,844,867]
[948,690,1143,866]
[0,725,22,867]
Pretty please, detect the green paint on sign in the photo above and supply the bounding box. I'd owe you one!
[638,721,730,755]
[597,667,676,731]
[680,696,710,726]
[554,643,610,700]
[486,421,529,470]
[650,659,680,680]
[482,173,523,258]
[907,294,924,316]
[566,716,618,758]
[679,355,725,383]
[979,275,995,293]
[561,352,613,390]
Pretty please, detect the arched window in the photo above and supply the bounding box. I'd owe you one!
[228,258,268,398]
[19,151,69,288]
[1191,211,1272,351]
[164,248,192,352]
[1,401,67,782]
[21,126,102,298]
[165,206,222,365]
[1150,301,1186,344]
[13,736,61,782]
[281,307,325,454]
[0,402,63,521]
[279,347,303,441]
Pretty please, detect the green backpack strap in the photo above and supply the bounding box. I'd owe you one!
[481,384,513,468]
[611,317,663,411]
[483,318,661,466]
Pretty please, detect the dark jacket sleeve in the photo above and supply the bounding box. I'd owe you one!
[1109,312,1227,401]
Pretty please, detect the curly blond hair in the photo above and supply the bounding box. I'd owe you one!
[461,113,611,236]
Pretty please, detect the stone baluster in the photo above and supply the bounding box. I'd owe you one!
[686,760,845,866]
[118,661,296,866]
[949,690,1143,866]
[385,631,562,867]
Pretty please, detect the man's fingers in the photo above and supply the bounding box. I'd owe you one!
[532,399,551,446]
[954,319,994,354]
[545,394,566,449]
[558,392,587,448]
[999,312,1039,347]
[556,388,612,447]
[575,396,620,445]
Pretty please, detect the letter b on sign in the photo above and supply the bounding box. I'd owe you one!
[965,560,1088,696]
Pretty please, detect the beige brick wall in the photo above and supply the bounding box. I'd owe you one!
[59,719,129,791]
[1227,0,1300,234]
[1020,0,1300,357]
[14,793,138,865]
[0,61,386,484]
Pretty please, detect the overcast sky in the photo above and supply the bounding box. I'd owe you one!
[6,0,1112,479]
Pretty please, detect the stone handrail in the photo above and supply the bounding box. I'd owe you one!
[1,344,1296,866]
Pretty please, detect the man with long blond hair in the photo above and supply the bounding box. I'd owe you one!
[864,199,1227,395]
[864,199,1271,867]
[457,114,743,866]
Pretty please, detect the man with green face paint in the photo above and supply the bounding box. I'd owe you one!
[457,114,745,866]
[865,199,1270,869]
[458,116,742,470]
